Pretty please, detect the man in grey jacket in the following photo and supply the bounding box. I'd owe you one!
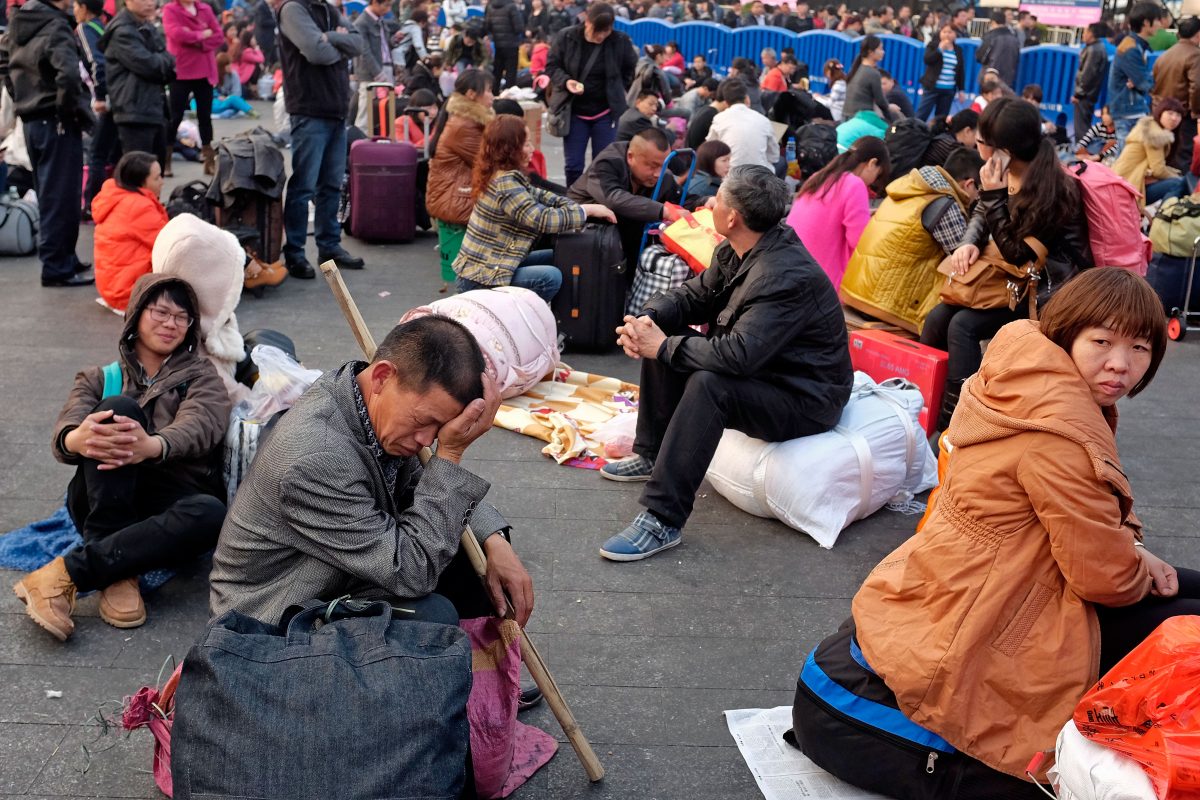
[278,0,364,278]
[209,317,534,628]
[352,0,398,129]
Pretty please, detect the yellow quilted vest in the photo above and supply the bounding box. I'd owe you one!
[841,167,970,334]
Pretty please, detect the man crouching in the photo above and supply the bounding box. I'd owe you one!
[209,316,533,629]
[599,165,854,561]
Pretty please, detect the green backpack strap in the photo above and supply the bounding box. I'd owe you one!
[101,361,123,400]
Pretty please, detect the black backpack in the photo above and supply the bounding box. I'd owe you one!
[796,123,838,180]
[885,117,934,178]
[166,180,215,222]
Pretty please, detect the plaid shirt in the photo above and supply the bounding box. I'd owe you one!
[918,166,969,254]
[454,170,587,286]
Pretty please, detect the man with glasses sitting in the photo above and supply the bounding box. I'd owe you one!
[14,275,231,641]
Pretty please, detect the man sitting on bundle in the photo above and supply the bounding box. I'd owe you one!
[597,165,853,561]
[210,317,534,631]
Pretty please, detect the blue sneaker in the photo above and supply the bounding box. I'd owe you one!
[599,512,681,562]
[599,454,655,482]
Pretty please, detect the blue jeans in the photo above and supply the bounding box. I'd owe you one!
[563,112,616,188]
[456,249,562,302]
[1115,116,1139,154]
[283,115,347,263]
[1145,175,1188,205]
[915,87,954,122]
[24,119,83,281]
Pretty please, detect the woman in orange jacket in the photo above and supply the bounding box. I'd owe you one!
[93,152,170,314]
[791,269,1200,799]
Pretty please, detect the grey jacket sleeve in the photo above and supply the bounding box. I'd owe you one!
[278,3,344,65]
[328,11,362,57]
[279,452,492,598]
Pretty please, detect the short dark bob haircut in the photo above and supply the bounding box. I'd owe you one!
[1038,268,1167,398]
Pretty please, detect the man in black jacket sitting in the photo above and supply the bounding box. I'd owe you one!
[567,127,685,269]
[598,165,853,561]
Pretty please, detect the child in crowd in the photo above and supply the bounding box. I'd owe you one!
[787,136,891,289]
[819,58,847,120]
[92,152,170,315]
[970,72,1007,113]
[1075,106,1119,164]
[234,31,264,98]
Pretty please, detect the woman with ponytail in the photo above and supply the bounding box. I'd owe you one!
[841,35,896,123]
[786,135,890,288]
[921,96,1093,429]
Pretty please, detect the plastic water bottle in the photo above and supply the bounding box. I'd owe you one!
[786,139,797,164]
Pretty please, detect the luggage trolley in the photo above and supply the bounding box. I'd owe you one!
[638,147,696,256]
[1167,236,1200,341]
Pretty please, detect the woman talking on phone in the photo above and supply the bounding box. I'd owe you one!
[920,97,1093,430]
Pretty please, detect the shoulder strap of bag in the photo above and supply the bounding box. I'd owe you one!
[1022,236,1049,321]
[101,360,123,400]
[579,41,604,84]
[1023,236,1048,269]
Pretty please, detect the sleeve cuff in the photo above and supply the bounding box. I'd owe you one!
[468,501,510,546]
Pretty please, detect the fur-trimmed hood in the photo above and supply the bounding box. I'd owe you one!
[445,92,494,127]
[151,213,246,398]
[1129,115,1175,149]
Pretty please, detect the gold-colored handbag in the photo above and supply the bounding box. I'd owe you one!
[937,236,1049,319]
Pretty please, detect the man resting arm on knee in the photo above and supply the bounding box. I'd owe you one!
[209,316,533,627]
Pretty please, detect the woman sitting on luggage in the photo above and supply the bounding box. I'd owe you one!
[786,135,890,289]
[13,274,231,641]
[792,268,1200,800]
[921,97,1093,429]
[93,151,170,315]
[453,115,615,302]
[1113,96,1188,210]
[687,140,731,199]
[426,68,495,289]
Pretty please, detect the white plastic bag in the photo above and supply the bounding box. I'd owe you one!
[591,412,638,459]
[1050,719,1156,800]
[706,372,938,548]
[231,345,322,423]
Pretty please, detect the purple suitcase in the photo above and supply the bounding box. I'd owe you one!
[348,138,418,243]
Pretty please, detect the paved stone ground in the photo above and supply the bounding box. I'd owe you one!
[1,106,1198,799]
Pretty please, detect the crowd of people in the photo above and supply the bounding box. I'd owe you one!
[4,0,1200,797]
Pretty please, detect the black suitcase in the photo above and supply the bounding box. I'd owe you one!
[552,223,627,351]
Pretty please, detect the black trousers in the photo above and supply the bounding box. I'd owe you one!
[1175,113,1197,175]
[493,46,520,93]
[635,354,832,529]
[168,78,215,147]
[920,303,1021,428]
[1098,565,1200,674]
[62,395,226,592]
[117,122,168,170]
[83,111,121,212]
[24,119,83,281]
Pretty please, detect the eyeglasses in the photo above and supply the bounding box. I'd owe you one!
[147,306,194,328]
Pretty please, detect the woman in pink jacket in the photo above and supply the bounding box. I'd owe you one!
[786,136,890,289]
[162,0,222,176]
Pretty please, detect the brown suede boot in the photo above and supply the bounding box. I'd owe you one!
[202,144,216,176]
[98,577,146,628]
[13,557,77,641]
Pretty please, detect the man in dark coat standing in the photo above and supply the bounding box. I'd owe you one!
[483,0,523,93]
[98,0,174,167]
[976,11,1019,88]
[597,165,853,562]
[6,0,95,286]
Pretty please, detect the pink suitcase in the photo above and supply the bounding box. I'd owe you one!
[348,137,418,243]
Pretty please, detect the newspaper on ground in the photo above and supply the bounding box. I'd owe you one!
[725,706,890,800]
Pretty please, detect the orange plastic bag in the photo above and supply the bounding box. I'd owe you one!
[660,208,725,274]
[1073,615,1200,799]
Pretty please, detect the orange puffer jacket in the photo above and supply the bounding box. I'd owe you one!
[93,179,169,312]
[852,320,1152,779]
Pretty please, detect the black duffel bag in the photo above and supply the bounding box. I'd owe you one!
[172,598,473,800]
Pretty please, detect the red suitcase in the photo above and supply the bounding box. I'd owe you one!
[849,330,949,436]
[348,137,418,243]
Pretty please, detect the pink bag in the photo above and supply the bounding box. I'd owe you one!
[1067,161,1151,276]
[460,618,558,798]
[400,287,559,399]
[123,663,183,797]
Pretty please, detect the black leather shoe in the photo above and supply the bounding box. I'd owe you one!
[319,250,365,270]
[286,258,316,279]
[73,260,92,274]
[517,678,543,712]
[42,270,94,287]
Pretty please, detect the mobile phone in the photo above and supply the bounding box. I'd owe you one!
[993,150,1012,172]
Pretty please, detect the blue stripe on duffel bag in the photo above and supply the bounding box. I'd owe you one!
[800,650,956,753]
